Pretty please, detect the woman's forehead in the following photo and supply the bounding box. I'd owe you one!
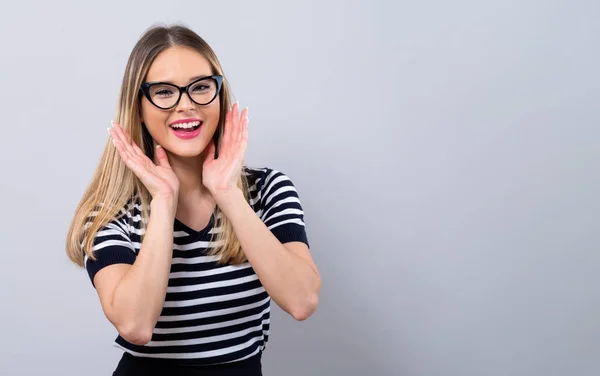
[146,46,212,84]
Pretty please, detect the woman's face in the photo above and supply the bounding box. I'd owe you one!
[140,45,220,159]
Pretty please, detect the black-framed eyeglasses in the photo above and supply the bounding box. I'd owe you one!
[140,75,223,110]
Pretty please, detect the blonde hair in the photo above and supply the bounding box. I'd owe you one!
[66,24,249,268]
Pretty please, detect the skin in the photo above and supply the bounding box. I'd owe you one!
[94,45,321,346]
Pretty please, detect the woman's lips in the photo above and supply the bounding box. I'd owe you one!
[170,120,203,139]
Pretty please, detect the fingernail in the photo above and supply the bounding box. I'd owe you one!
[107,127,111,135]
[156,144,161,149]
[112,139,117,146]
[110,121,114,128]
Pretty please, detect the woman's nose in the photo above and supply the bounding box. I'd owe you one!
[176,92,195,112]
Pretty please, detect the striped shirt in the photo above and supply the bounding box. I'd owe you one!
[84,167,309,365]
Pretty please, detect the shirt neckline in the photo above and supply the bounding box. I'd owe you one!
[174,214,215,239]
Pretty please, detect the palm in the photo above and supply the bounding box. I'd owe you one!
[202,103,248,194]
[136,157,179,196]
[109,121,179,199]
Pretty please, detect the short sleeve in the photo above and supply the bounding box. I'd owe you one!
[84,217,137,287]
[257,169,309,247]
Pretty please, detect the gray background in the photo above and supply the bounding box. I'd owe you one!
[0,1,598,375]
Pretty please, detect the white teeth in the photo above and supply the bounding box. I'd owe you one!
[171,121,200,129]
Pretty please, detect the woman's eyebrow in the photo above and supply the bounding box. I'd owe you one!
[148,74,212,84]
[188,74,211,81]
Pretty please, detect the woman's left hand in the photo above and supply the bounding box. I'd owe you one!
[202,102,248,197]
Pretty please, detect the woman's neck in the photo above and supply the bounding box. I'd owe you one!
[167,153,211,200]
[167,153,216,230]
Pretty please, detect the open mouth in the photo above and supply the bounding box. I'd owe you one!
[170,120,202,132]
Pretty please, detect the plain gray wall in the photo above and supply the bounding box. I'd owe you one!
[0,1,598,375]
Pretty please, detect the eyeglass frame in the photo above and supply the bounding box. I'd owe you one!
[139,75,224,110]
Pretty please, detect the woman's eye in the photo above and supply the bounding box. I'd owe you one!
[155,89,174,97]
[192,85,209,92]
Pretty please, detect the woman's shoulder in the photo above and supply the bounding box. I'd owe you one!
[87,196,146,232]
[242,165,300,195]
[242,165,304,207]
[242,165,309,245]
[242,165,297,185]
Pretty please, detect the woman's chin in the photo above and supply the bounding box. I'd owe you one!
[163,143,208,160]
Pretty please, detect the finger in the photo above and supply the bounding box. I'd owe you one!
[111,122,131,152]
[239,111,248,154]
[111,121,127,143]
[131,140,146,157]
[154,144,171,169]
[237,107,248,144]
[112,122,135,152]
[229,102,242,147]
[112,121,144,157]
[113,138,152,182]
[110,127,137,167]
[233,102,240,137]
[222,104,234,149]
[112,138,135,168]
[242,110,249,142]
[111,128,161,187]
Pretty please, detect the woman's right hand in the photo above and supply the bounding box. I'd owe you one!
[109,121,180,208]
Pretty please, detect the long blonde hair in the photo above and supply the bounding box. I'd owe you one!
[66,24,249,268]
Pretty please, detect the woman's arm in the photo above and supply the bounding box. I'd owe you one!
[215,189,321,321]
[93,198,176,345]
[94,122,181,345]
[202,103,321,320]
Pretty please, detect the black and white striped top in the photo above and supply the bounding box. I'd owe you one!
[84,167,309,365]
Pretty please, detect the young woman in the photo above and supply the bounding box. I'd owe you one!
[66,24,321,376]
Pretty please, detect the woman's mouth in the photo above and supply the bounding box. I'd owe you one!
[170,120,203,139]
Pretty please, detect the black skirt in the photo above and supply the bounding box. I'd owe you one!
[112,352,262,376]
